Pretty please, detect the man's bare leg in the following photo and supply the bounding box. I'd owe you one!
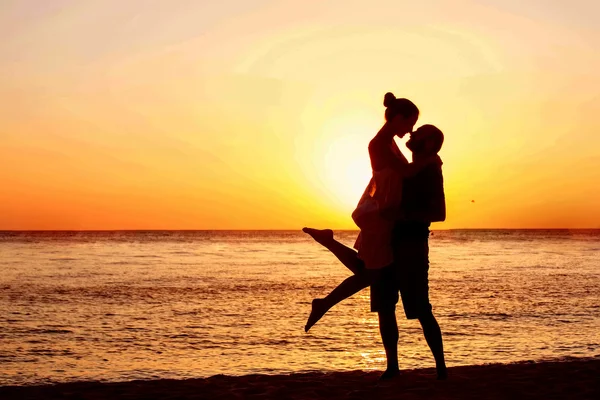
[418,311,447,379]
[378,309,400,380]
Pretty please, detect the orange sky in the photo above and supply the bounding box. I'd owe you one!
[1,0,599,230]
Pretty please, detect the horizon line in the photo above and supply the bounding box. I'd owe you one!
[1,228,599,232]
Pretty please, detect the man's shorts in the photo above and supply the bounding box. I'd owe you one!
[370,224,432,319]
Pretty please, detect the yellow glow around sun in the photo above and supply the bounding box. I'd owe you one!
[307,112,380,210]
[322,135,372,208]
[3,1,600,229]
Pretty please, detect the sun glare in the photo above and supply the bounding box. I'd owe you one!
[323,137,371,209]
[317,115,377,210]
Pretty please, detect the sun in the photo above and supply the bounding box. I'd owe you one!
[294,106,382,217]
[315,114,380,210]
[322,136,372,209]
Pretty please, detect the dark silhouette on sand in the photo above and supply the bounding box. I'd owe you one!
[303,93,447,380]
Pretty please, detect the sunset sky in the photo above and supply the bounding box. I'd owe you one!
[1,0,599,230]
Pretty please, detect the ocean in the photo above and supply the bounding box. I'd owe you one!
[1,230,599,386]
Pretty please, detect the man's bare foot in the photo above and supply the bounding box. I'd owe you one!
[305,298,329,332]
[302,228,334,247]
[379,368,401,381]
[437,366,448,380]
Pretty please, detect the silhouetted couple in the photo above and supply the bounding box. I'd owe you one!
[303,92,447,380]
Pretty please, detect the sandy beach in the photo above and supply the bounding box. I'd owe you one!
[2,358,598,400]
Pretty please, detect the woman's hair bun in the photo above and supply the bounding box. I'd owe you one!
[383,92,396,108]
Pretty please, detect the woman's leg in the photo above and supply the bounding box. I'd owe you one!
[305,269,380,332]
[302,228,364,274]
[302,227,376,332]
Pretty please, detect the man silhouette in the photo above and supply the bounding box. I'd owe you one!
[372,124,448,380]
[303,124,448,380]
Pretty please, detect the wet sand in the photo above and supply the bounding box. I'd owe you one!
[2,358,598,399]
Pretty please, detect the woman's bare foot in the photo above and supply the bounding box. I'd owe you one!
[302,228,334,247]
[305,298,329,332]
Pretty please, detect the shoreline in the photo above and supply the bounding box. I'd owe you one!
[2,358,598,399]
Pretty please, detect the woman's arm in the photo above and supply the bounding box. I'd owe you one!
[369,135,408,172]
[387,136,442,177]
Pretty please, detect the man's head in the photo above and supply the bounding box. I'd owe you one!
[383,92,419,138]
[407,124,444,156]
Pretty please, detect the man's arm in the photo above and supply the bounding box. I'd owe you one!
[403,166,446,223]
[427,167,446,222]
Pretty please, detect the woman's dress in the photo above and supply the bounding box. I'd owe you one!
[352,139,407,269]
